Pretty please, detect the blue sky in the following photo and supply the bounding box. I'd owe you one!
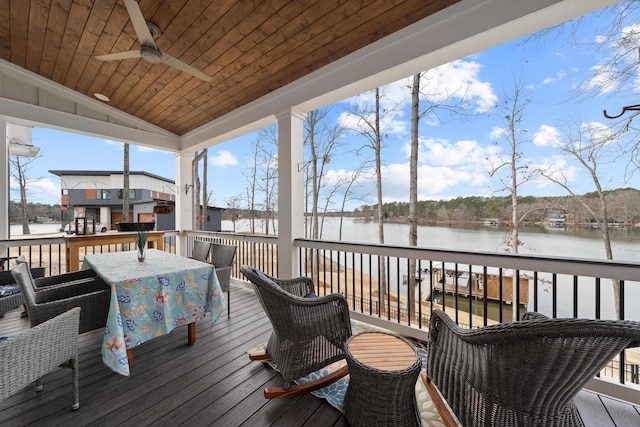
[12,2,640,210]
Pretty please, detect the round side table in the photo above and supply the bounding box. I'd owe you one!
[343,331,422,427]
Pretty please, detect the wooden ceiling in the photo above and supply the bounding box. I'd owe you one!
[0,0,460,136]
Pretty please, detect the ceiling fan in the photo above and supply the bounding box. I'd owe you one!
[95,0,212,83]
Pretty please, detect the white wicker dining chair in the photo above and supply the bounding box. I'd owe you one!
[0,307,81,410]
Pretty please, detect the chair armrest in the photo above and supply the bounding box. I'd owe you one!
[34,269,97,289]
[0,268,45,285]
[0,270,15,286]
[28,289,110,334]
[34,278,109,303]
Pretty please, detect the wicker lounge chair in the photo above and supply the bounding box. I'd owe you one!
[241,265,352,398]
[210,243,236,317]
[0,307,81,410]
[11,263,111,334]
[190,240,211,262]
[425,309,640,427]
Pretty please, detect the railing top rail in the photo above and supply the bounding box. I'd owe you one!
[186,230,277,245]
[1,237,66,247]
[295,238,640,282]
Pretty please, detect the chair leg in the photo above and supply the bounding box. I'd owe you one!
[227,290,230,318]
[35,378,43,392]
[72,357,79,410]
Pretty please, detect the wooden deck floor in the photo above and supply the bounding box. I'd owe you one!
[1,284,639,426]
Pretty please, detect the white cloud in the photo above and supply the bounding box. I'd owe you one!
[541,70,566,85]
[581,121,616,146]
[339,58,497,136]
[533,125,562,147]
[594,34,608,44]
[489,126,506,140]
[584,64,618,94]
[418,137,500,168]
[420,60,497,113]
[10,177,60,205]
[529,155,579,188]
[209,150,238,167]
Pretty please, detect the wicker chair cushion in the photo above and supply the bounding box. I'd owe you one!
[255,269,280,289]
[304,291,317,298]
[0,285,20,297]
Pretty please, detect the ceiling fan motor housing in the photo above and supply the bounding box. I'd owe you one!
[140,43,162,64]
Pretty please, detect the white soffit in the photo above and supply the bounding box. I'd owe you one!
[181,0,622,152]
[0,58,179,151]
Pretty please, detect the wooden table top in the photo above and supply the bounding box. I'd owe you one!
[347,331,418,371]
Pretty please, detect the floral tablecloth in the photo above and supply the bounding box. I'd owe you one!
[82,249,226,376]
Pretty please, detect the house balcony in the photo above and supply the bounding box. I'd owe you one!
[1,231,639,425]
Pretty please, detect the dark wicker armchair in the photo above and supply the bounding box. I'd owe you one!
[11,263,111,334]
[0,307,81,410]
[210,243,236,317]
[241,265,352,394]
[426,309,640,427]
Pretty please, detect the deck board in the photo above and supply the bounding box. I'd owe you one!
[1,284,639,426]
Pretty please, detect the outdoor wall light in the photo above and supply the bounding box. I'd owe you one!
[185,183,193,194]
[8,138,40,157]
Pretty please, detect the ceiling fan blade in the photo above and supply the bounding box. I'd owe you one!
[162,53,212,83]
[95,50,142,61]
[123,0,156,47]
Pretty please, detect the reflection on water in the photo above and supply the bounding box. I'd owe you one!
[224,218,640,321]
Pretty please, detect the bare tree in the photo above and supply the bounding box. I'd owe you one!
[337,162,368,240]
[343,87,398,304]
[123,143,130,223]
[407,71,481,309]
[9,153,42,235]
[244,140,260,234]
[488,77,541,256]
[305,107,343,240]
[192,149,209,231]
[541,118,621,315]
[225,195,243,232]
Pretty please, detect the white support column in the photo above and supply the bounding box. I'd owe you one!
[276,107,306,279]
[175,151,195,257]
[0,118,8,241]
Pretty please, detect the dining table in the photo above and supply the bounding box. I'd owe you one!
[82,248,226,376]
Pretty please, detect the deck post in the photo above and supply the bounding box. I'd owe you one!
[175,151,194,257]
[0,119,8,243]
[276,107,306,279]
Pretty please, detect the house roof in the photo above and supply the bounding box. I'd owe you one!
[0,1,619,152]
[48,169,175,184]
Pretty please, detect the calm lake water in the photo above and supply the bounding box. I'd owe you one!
[226,217,640,321]
[12,219,640,320]
[225,217,640,261]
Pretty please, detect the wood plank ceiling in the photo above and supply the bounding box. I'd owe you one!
[0,0,460,136]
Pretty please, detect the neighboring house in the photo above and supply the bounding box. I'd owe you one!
[49,170,224,232]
